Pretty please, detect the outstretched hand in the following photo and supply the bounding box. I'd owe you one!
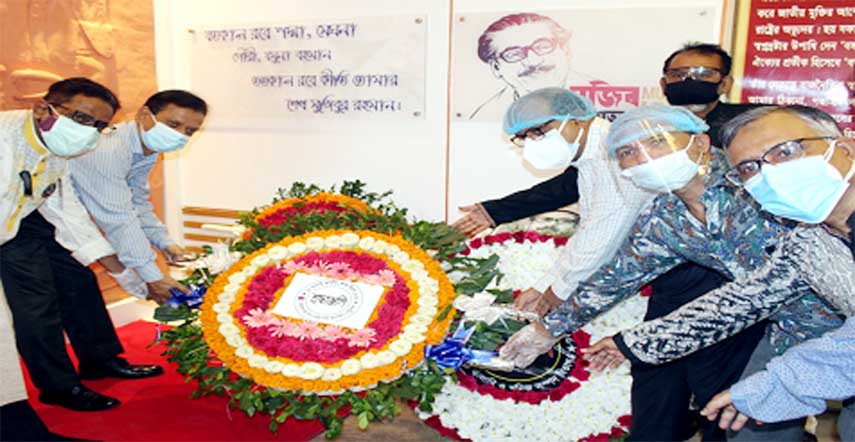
[451,204,494,238]
[498,322,560,368]
[581,336,626,371]
[700,389,760,432]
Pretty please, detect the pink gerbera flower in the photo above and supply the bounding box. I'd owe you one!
[294,321,322,340]
[376,269,396,286]
[270,320,299,338]
[305,261,330,275]
[319,325,348,341]
[242,308,274,328]
[324,262,355,280]
[281,261,303,275]
[347,328,376,347]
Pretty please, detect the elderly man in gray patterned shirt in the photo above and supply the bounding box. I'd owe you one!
[585,105,855,441]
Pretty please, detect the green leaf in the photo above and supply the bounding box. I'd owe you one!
[357,411,369,430]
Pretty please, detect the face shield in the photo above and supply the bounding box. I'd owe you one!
[607,105,710,193]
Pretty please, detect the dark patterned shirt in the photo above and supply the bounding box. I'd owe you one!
[619,224,855,364]
[541,152,843,353]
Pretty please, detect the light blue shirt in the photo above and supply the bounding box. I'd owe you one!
[69,121,174,282]
[731,316,855,422]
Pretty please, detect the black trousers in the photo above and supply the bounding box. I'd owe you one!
[0,211,123,393]
[627,263,767,442]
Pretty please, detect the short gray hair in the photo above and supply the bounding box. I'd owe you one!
[719,105,842,149]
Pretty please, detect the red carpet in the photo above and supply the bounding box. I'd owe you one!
[24,321,326,441]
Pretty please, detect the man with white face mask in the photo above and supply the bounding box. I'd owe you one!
[497,87,657,316]
[585,105,854,440]
[0,78,164,422]
[500,105,842,441]
[70,90,208,304]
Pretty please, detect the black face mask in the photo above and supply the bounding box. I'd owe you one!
[664,79,721,106]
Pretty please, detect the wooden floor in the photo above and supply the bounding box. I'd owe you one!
[310,406,443,442]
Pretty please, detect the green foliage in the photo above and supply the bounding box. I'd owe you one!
[156,181,503,437]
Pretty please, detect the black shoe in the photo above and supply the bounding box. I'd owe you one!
[78,357,164,380]
[0,400,94,440]
[38,384,120,412]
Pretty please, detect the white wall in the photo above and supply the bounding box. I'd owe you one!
[153,0,725,242]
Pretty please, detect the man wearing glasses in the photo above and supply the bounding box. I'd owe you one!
[661,42,760,148]
[587,105,854,441]
[469,13,576,120]
[0,78,162,421]
[70,90,208,305]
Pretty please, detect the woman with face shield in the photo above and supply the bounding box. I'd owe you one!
[499,105,843,441]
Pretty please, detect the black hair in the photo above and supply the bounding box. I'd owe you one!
[44,77,121,113]
[144,90,208,115]
[662,42,733,76]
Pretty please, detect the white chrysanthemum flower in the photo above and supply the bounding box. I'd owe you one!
[219,322,240,337]
[235,346,253,359]
[340,233,360,248]
[340,359,361,375]
[299,362,324,380]
[324,235,342,249]
[306,236,325,250]
[389,340,413,356]
[375,350,396,366]
[263,360,284,374]
[357,236,375,250]
[228,272,247,284]
[360,353,380,369]
[401,330,426,344]
[280,363,300,377]
[321,367,342,381]
[248,353,267,368]
[267,245,289,261]
[288,242,307,255]
[212,302,231,314]
[251,254,271,268]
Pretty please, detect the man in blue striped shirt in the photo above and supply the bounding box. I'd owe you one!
[70,90,207,304]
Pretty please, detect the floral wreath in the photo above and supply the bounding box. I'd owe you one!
[253,193,378,229]
[201,229,456,393]
[157,181,502,438]
[417,231,649,441]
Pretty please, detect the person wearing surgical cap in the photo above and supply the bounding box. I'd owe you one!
[487,88,658,320]
[500,105,843,441]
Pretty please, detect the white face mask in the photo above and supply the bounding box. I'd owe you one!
[522,120,584,170]
[40,112,100,157]
[141,114,191,153]
[620,135,700,193]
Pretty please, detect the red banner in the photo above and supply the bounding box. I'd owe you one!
[740,0,855,137]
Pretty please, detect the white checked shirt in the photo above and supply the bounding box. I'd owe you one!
[0,110,114,264]
[70,121,175,283]
[531,117,657,299]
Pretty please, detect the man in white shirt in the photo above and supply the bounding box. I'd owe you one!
[0,78,162,417]
[70,90,207,304]
[499,88,656,315]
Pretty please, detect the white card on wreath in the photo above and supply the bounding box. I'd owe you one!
[271,273,384,329]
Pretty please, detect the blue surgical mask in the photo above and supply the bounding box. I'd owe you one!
[141,114,191,153]
[39,111,100,157]
[523,120,584,170]
[744,141,854,223]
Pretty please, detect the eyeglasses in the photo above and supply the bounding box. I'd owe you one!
[663,66,723,82]
[50,103,115,133]
[725,137,836,185]
[497,38,559,64]
[510,122,554,147]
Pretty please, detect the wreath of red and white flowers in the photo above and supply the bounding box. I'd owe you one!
[419,231,650,441]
